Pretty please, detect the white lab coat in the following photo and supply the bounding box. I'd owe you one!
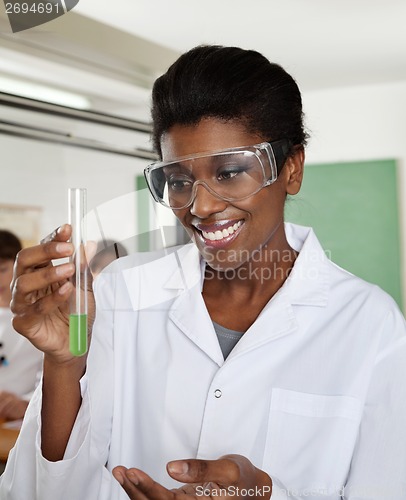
[1,223,406,500]
[0,307,43,400]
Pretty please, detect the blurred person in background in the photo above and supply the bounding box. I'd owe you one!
[89,240,128,278]
[0,230,43,421]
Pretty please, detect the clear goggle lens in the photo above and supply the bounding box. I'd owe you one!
[145,142,283,210]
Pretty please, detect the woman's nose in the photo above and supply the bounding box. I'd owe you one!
[189,182,228,218]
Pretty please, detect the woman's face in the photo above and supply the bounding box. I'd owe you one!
[160,118,303,271]
[0,258,14,307]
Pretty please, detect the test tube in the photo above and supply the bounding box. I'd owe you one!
[68,188,88,356]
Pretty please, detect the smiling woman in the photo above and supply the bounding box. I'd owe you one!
[1,45,406,500]
[154,119,301,281]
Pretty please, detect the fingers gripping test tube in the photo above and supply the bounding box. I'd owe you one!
[68,188,88,356]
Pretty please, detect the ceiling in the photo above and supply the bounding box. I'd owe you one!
[74,0,406,92]
[0,0,405,126]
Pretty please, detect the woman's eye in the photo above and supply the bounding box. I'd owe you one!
[168,177,193,191]
[217,167,245,181]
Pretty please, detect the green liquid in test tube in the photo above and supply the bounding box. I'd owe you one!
[69,314,87,356]
[68,188,88,356]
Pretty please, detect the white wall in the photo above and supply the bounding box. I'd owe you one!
[0,134,149,252]
[302,80,406,310]
[0,129,179,254]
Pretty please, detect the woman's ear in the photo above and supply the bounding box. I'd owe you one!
[285,146,305,195]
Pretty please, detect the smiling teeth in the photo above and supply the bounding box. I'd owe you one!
[202,221,242,241]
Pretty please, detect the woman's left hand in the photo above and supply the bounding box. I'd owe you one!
[112,454,273,500]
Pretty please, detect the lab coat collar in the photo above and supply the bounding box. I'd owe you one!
[120,245,200,311]
[165,223,330,365]
[119,223,330,366]
[121,223,329,312]
[283,223,330,307]
[162,243,203,291]
[164,223,330,306]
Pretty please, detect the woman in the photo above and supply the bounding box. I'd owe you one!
[1,46,405,500]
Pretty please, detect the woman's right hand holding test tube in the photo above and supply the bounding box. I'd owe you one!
[10,223,96,461]
[11,224,95,362]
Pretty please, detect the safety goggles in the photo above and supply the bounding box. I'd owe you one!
[144,139,290,210]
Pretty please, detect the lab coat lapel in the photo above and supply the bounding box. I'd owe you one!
[227,287,298,360]
[121,244,223,365]
[164,226,330,363]
[165,243,298,364]
[121,244,200,311]
[169,287,224,367]
[121,225,329,364]
[226,225,330,359]
[283,224,330,307]
[166,245,225,367]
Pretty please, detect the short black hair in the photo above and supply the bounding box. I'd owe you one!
[0,230,22,261]
[151,45,308,160]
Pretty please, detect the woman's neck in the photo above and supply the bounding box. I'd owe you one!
[203,236,298,303]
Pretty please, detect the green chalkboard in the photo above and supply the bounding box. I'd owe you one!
[285,159,403,309]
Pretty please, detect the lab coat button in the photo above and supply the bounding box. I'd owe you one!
[214,389,222,398]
